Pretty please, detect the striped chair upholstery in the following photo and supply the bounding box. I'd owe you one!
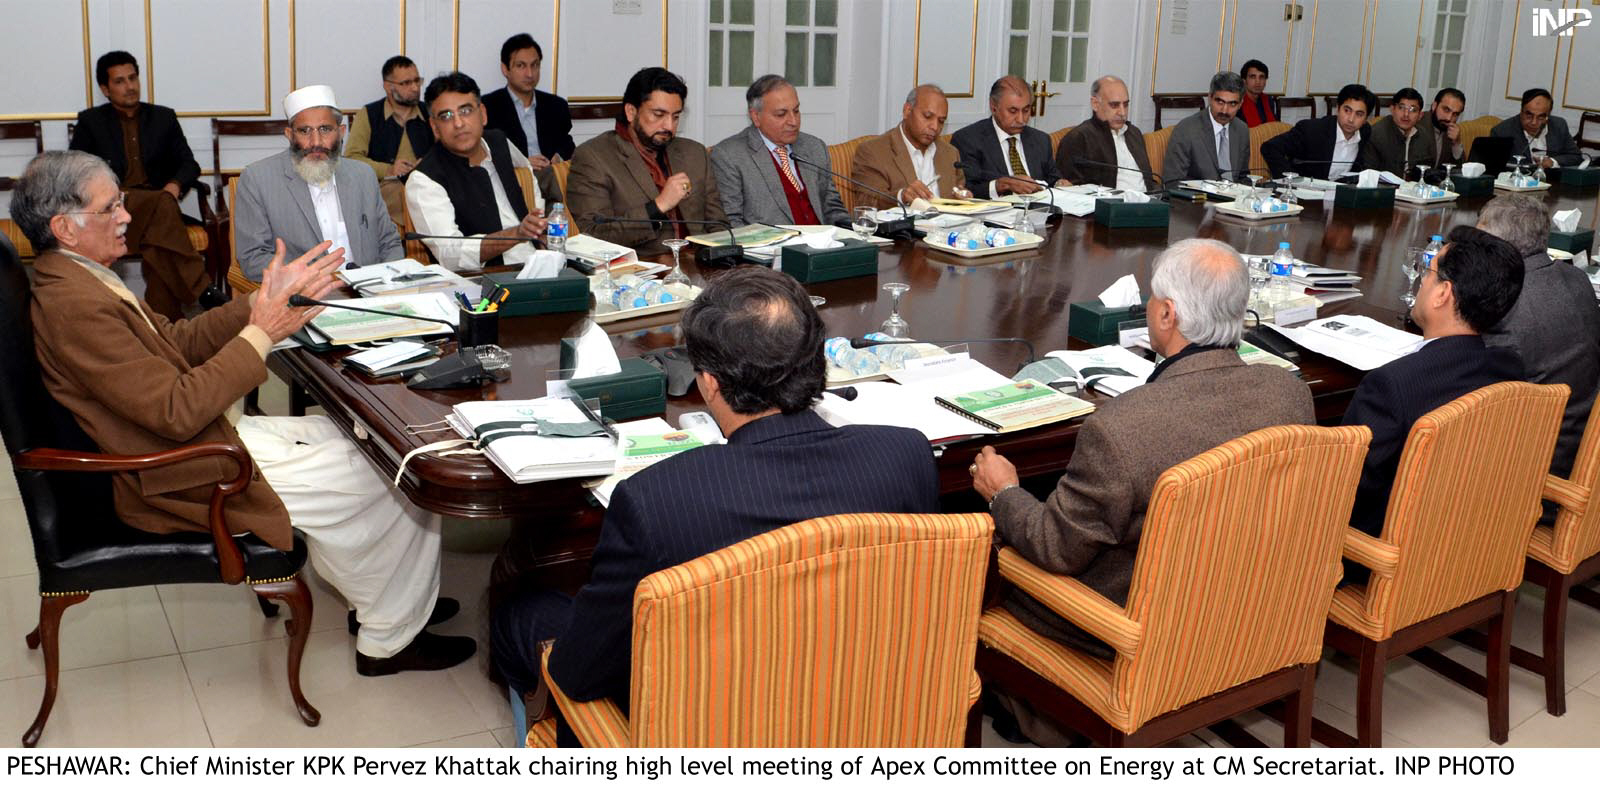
[536,512,993,747]
[825,135,871,214]
[1457,115,1502,160]
[225,179,259,294]
[1049,126,1074,152]
[978,425,1370,744]
[0,221,30,260]
[1142,126,1174,181]
[1249,121,1291,175]
[551,159,571,212]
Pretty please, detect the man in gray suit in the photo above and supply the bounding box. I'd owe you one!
[1479,195,1600,483]
[234,85,403,281]
[710,75,848,227]
[1491,88,1584,170]
[1161,71,1251,183]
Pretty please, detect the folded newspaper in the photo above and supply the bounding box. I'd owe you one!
[1264,315,1423,371]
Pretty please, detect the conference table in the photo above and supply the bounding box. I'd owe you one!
[272,181,1600,595]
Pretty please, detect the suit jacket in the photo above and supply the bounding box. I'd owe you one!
[1484,252,1600,480]
[1161,110,1251,182]
[949,118,1063,198]
[709,126,849,226]
[69,102,201,193]
[28,251,292,550]
[564,131,725,256]
[546,410,940,704]
[1342,335,1524,538]
[849,125,963,209]
[233,150,402,280]
[1366,116,1443,178]
[481,86,576,160]
[1261,115,1371,179]
[1054,115,1158,191]
[991,348,1314,657]
[1490,115,1584,168]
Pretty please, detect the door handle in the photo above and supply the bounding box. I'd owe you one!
[1032,80,1061,116]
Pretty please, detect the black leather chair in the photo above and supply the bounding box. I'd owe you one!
[0,233,319,746]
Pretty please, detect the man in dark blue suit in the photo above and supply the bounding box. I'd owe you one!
[481,33,574,202]
[491,266,939,738]
[1342,227,1527,577]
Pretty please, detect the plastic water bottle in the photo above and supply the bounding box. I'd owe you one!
[981,228,1018,247]
[1422,234,1443,269]
[945,225,982,250]
[1267,242,1295,302]
[635,281,676,306]
[824,337,881,377]
[546,202,569,255]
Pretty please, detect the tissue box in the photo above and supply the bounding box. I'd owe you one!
[1549,229,1595,255]
[1068,301,1145,346]
[1334,185,1397,209]
[1557,168,1600,187]
[780,237,878,284]
[1450,175,1494,197]
[1094,198,1170,228]
[554,353,666,420]
[480,269,591,317]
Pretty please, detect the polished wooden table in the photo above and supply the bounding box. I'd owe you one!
[275,183,1599,591]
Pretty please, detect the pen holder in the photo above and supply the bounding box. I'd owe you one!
[456,307,499,347]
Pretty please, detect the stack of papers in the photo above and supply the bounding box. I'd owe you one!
[935,380,1095,432]
[339,259,478,299]
[306,292,458,345]
[587,418,710,507]
[340,341,439,377]
[445,398,617,483]
[566,234,639,271]
[1264,316,1423,370]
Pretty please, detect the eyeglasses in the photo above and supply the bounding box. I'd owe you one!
[68,192,126,216]
[291,124,341,138]
[1394,104,1422,115]
[385,77,423,87]
[433,103,480,123]
[1422,261,1450,282]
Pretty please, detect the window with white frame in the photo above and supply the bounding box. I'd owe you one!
[1006,0,1092,83]
[708,0,757,88]
[1427,0,1467,91]
[784,0,838,88]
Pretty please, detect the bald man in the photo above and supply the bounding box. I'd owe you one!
[950,75,1068,198]
[1054,76,1157,192]
[850,84,969,209]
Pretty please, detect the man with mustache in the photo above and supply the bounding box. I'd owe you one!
[233,85,401,281]
[346,55,435,227]
[564,67,724,256]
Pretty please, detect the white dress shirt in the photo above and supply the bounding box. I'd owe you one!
[306,176,352,259]
[1526,127,1550,164]
[405,139,541,271]
[1330,129,1361,180]
[989,118,1032,196]
[513,89,542,157]
[898,125,939,198]
[1110,125,1145,192]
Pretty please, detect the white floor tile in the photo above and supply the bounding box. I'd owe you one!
[1508,583,1600,693]
[1500,687,1600,746]
[0,575,176,681]
[157,565,349,654]
[1313,645,1537,747]
[491,726,518,748]
[1223,699,1418,748]
[413,730,501,747]
[0,655,211,747]
[0,495,39,578]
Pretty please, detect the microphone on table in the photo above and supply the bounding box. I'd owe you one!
[1070,156,1167,198]
[847,335,1038,366]
[787,152,920,238]
[587,215,746,268]
[288,294,457,330]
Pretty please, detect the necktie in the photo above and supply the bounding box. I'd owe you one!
[1007,136,1027,177]
[1217,126,1231,177]
[773,146,804,192]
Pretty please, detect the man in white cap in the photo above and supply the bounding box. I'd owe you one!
[234,85,402,281]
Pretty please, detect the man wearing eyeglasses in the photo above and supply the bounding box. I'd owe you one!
[233,85,402,281]
[406,71,548,272]
[1367,88,1440,179]
[346,55,435,227]
[1491,88,1584,170]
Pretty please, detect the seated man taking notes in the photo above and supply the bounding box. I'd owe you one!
[950,76,1069,198]
[850,84,969,208]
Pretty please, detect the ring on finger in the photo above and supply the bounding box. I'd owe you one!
[968,463,977,475]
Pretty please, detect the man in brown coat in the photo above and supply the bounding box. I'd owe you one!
[972,238,1313,742]
[850,84,968,209]
[17,150,473,676]
[1054,75,1158,191]
[565,67,724,256]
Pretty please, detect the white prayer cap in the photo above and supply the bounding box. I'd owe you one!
[283,85,338,121]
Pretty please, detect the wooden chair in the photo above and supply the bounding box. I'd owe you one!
[1322,381,1567,746]
[1576,112,1600,155]
[1324,94,1390,118]
[1151,93,1204,130]
[1142,126,1174,181]
[824,135,870,214]
[568,102,624,122]
[1249,121,1291,176]
[1276,96,1317,120]
[1049,125,1074,152]
[976,424,1372,747]
[1458,115,1502,159]
[0,121,46,259]
[529,512,993,747]
[223,179,260,295]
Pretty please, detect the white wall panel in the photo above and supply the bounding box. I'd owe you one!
[1364,0,1424,93]
[1304,0,1368,94]
[553,0,665,100]
[149,0,270,115]
[1225,0,1296,83]
[0,0,91,119]
[1558,13,1600,112]
[454,0,556,94]
[1502,0,1563,101]
[291,0,405,110]
[1150,0,1228,94]
[913,0,978,99]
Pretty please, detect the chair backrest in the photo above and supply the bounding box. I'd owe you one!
[1114,425,1370,731]
[1276,96,1317,119]
[211,119,288,205]
[0,120,44,152]
[1457,114,1501,158]
[1249,121,1291,174]
[824,135,870,214]
[627,512,993,747]
[1151,93,1204,131]
[0,121,45,258]
[224,179,259,294]
[569,102,623,122]
[1549,397,1600,571]
[1578,112,1600,152]
[551,159,571,211]
[1143,126,1173,180]
[1049,125,1073,151]
[1362,381,1566,636]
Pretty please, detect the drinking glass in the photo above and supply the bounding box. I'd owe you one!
[853,206,879,241]
[881,282,910,337]
[662,238,690,287]
[1400,246,1425,308]
[1278,171,1300,205]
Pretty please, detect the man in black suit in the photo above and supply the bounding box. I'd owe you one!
[68,50,207,321]
[1341,227,1526,561]
[1491,88,1584,170]
[1262,83,1375,179]
[950,75,1069,198]
[490,266,940,738]
[481,33,573,201]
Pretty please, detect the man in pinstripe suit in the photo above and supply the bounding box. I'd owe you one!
[492,267,939,740]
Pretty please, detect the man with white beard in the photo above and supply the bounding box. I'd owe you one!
[234,85,402,281]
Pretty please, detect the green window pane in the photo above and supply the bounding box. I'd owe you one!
[1442,53,1460,87]
[709,0,722,24]
[1073,0,1090,32]
[709,30,724,87]
[814,33,836,86]
[786,32,809,87]
[1432,12,1446,44]
[1428,52,1441,89]
[1011,0,1029,30]
[1050,36,1067,82]
[787,0,808,26]
[730,0,754,25]
[816,0,837,27]
[1445,15,1464,50]
[1069,37,1087,83]
[1052,0,1068,31]
[1007,35,1028,78]
[1453,0,1467,12]
[729,30,755,86]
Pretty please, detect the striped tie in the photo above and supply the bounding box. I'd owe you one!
[774,146,804,192]
[1006,136,1027,177]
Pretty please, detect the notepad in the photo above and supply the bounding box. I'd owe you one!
[934,379,1096,432]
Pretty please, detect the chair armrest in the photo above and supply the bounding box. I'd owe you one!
[995,547,1143,658]
[1543,473,1588,515]
[1341,528,1400,578]
[190,181,215,224]
[539,643,630,747]
[13,442,255,584]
